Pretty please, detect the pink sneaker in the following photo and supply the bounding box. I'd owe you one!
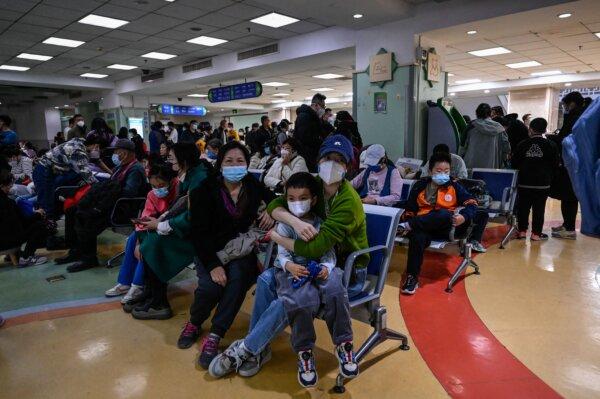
[198,333,221,369]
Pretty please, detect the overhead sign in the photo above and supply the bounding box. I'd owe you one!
[158,104,207,116]
[208,81,263,103]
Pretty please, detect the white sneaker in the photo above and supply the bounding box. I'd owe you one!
[105,283,130,297]
[121,285,144,304]
[18,256,47,267]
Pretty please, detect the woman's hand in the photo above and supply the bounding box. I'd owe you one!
[317,267,329,280]
[452,214,466,226]
[134,244,142,260]
[210,266,227,287]
[361,196,377,205]
[139,216,159,230]
[258,211,275,231]
[292,219,318,242]
[286,262,309,280]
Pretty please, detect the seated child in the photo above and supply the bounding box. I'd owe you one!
[273,172,358,388]
[105,163,179,304]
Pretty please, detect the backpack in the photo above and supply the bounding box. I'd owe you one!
[457,178,491,208]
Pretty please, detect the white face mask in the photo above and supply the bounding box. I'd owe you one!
[288,200,312,218]
[76,120,85,127]
[328,116,335,125]
[280,149,290,158]
[317,107,325,118]
[318,160,346,185]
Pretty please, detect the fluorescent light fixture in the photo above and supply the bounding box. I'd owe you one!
[305,96,313,100]
[530,70,561,76]
[141,52,176,60]
[455,79,481,84]
[484,89,490,93]
[0,64,29,71]
[449,92,456,96]
[468,47,511,57]
[558,13,571,18]
[313,73,344,79]
[80,73,107,78]
[251,12,299,28]
[353,14,363,19]
[506,61,541,69]
[565,82,572,87]
[187,36,227,46]
[271,99,287,103]
[165,0,175,2]
[187,94,207,97]
[43,37,85,47]
[54,106,59,109]
[467,30,477,35]
[78,14,129,29]
[263,82,289,87]
[448,73,455,77]
[345,92,353,96]
[595,32,600,39]
[107,64,137,70]
[17,53,52,61]
[311,87,334,91]
[272,93,290,97]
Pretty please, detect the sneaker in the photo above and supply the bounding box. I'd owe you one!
[131,304,173,320]
[336,341,359,378]
[397,222,411,237]
[470,240,487,253]
[105,283,130,298]
[297,350,318,388]
[54,252,80,265]
[208,340,251,378]
[18,256,47,267]
[198,334,221,369]
[401,275,418,295]
[238,345,272,377]
[517,231,527,240]
[177,321,201,349]
[121,285,143,304]
[530,233,549,242]
[66,261,98,273]
[551,225,566,233]
[552,229,577,240]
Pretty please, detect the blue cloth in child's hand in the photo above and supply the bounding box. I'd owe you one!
[292,260,322,289]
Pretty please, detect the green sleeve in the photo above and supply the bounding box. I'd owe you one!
[168,211,191,237]
[266,195,287,216]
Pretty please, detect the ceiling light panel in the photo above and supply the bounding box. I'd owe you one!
[311,88,334,91]
[187,94,207,97]
[187,36,228,46]
[81,73,108,78]
[0,65,30,71]
[530,70,561,76]
[506,61,541,69]
[17,53,52,61]
[78,14,129,29]
[263,82,289,87]
[251,12,299,28]
[141,52,177,60]
[43,37,85,48]
[468,47,511,57]
[272,93,290,97]
[455,79,481,84]
[107,64,137,70]
[313,73,344,79]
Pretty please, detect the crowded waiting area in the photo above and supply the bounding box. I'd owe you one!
[1,0,599,398]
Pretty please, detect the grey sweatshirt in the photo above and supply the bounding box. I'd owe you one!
[461,118,511,169]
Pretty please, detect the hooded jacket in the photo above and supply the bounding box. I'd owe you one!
[294,104,324,172]
[462,118,511,169]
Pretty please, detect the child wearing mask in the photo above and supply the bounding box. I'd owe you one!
[272,172,356,388]
[105,163,179,303]
[200,138,222,165]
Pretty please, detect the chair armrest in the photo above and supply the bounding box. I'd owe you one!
[110,197,147,227]
[343,245,388,288]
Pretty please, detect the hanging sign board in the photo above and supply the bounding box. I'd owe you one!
[427,52,441,82]
[208,81,263,103]
[158,104,207,116]
[370,52,392,83]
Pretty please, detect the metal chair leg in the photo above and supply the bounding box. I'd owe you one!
[446,258,469,293]
[106,251,124,268]
[500,216,516,249]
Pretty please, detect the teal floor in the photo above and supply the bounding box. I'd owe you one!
[0,230,195,313]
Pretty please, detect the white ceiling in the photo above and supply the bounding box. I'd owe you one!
[0,0,430,83]
[422,0,600,86]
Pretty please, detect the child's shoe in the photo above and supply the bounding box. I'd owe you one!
[198,333,221,369]
[336,341,359,378]
[297,349,318,388]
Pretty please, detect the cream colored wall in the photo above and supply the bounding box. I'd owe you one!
[507,88,560,132]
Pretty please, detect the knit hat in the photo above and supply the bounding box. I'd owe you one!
[318,134,353,163]
[108,139,135,151]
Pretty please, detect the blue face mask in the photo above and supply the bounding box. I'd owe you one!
[370,164,383,173]
[112,153,121,167]
[222,165,248,183]
[264,147,271,155]
[432,173,450,185]
[153,187,169,198]
[206,150,217,160]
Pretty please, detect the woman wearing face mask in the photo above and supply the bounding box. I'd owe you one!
[85,138,112,176]
[249,139,278,170]
[86,117,114,150]
[130,143,210,319]
[105,164,179,304]
[200,138,222,166]
[176,141,275,369]
[263,137,308,191]
[351,144,402,206]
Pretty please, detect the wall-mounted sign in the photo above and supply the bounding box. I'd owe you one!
[370,52,392,83]
[374,92,387,114]
[208,81,263,103]
[426,52,441,82]
[158,104,207,116]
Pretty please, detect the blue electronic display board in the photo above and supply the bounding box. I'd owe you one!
[158,104,207,116]
[208,81,262,103]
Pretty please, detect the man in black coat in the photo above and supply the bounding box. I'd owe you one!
[294,93,327,172]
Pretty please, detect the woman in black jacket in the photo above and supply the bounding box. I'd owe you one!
[180,141,275,369]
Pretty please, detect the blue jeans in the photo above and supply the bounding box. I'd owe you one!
[32,164,80,219]
[117,232,144,286]
[244,268,289,355]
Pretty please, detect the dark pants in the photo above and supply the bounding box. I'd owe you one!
[32,164,80,220]
[189,254,258,337]
[21,220,48,258]
[64,206,108,265]
[561,200,578,231]
[144,262,168,307]
[406,209,488,277]
[517,187,549,235]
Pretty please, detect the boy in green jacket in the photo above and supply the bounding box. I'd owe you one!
[209,134,369,380]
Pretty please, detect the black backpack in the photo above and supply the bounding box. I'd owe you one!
[457,178,491,208]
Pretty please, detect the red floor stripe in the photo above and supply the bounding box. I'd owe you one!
[399,227,563,399]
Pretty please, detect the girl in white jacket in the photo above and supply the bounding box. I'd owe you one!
[263,138,308,191]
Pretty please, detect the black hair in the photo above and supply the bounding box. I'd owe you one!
[37,148,48,158]
[207,138,222,150]
[0,169,14,186]
[335,110,353,123]
[167,121,175,127]
[529,117,547,134]
[428,152,452,171]
[251,123,259,128]
[260,115,269,124]
[24,141,35,150]
[324,108,332,113]
[118,126,129,139]
[311,93,326,106]
[148,163,178,182]
[493,116,509,127]
[216,141,250,170]
[90,117,113,134]
[432,143,450,154]
[584,97,593,108]
[476,103,492,119]
[220,119,227,127]
[2,145,21,157]
[227,122,234,127]
[282,137,300,151]
[68,117,75,125]
[562,91,584,107]
[491,106,504,116]
[129,128,138,135]
[285,172,319,197]
[153,121,163,129]
[171,142,200,171]
[463,115,471,123]
[522,113,531,122]
[0,114,12,126]
[73,114,83,119]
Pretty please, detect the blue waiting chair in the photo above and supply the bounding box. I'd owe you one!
[470,168,518,248]
[248,168,266,183]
